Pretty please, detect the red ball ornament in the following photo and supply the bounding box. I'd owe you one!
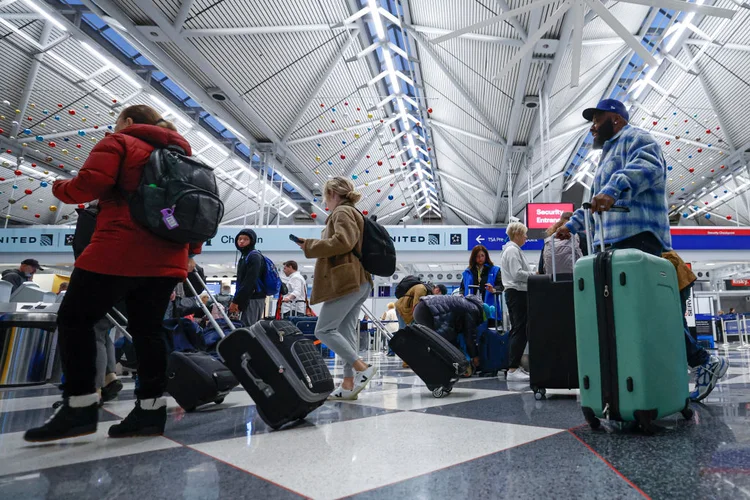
[78,204,85,209]
[362,210,369,215]
[58,164,64,169]
[390,155,395,159]
[34,214,40,219]
[684,119,688,123]
[318,129,323,133]
[24,189,32,195]
[688,168,695,173]
[57,103,63,108]
[311,213,318,219]
[331,120,335,123]
[377,189,381,193]
[76,144,81,148]
[320,103,325,107]
[670,192,674,195]
[31,163,36,167]
[721,165,726,169]
[27,116,32,121]
[377,160,383,166]
[402,162,406,166]
[677,148,681,152]
[727,215,732,220]
[68,110,76,115]
[94,125,99,129]
[49,141,56,147]
[427,147,431,151]
[356,107,361,111]
[325,207,329,211]
[5,149,11,154]
[0,177,5,181]
[14,170,22,176]
[716,126,720,130]
[706,129,711,134]
[391,128,396,132]
[665,141,670,145]
[705,201,709,205]
[427,108,433,113]
[344,102,348,106]
[697,148,702,153]
[710,169,715,173]
[652,121,658,126]
[401,202,406,206]
[112,99,117,104]
[340,155,346,160]
[0,129,3,134]
[390,183,394,187]
[366,155,370,159]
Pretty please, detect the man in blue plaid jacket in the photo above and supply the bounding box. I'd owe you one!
[556,98,727,402]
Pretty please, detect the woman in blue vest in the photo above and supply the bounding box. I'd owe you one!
[459,245,503,321]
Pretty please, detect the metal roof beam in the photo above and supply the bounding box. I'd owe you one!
[492,8,541,222]
[404,25,505,143]
[494,0,527,42]
[437,171,494,197]
[622,0,736,19]
[684,39,750,52]
[78,0,324,220]
[442,182,492,224]
[583,0,658,68]
[443,202,486,225]
[649,129,729,153]
[286,121,377,145]
[177,24,347,37]
[686,44,737,151]
[173,0,195,31]
[281,34,358,143]
[428,119,504,147]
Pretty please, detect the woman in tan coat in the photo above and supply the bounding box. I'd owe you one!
[295,177,376,400]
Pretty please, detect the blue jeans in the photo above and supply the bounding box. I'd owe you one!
[611,232,709,368]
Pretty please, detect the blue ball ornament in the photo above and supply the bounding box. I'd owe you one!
[714,195,718,199]
[313,197,318,202]
[63,138,69,142]
[365,170,370,174]
[376,203,381,207]
[316,143,321,147]
[352,174,358,180]
[40,182,48,187]
[705,214,711,219]
[682,213,688,218]
[84,105,89,109]
[342,141,347,145]
[42,110,49,115]
[688,155,692,159]
[78,130,86,137]
[388,195,394,200]
[680,188,685,191]
[107,125,113,130]
[331,108,336,112]
[54,116,60,121]
[23,129,31,135]
[724,190,728,194]
[327,161,333,166]
[35,135,43,141]
[12,185,17,189]
[667,166,673,171]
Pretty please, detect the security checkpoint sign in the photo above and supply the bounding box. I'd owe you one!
[526,203,574,230]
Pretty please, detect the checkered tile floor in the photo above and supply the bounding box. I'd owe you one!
[2,348,750,499]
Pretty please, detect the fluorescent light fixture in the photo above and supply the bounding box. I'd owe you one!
[79,41,141,89]
[46,51,87,79]
[23,0,67,31]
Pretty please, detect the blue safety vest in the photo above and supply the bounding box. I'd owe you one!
[461,265,501,319]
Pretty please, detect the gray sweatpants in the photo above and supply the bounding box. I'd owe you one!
[241,299,266,327]
[94,317,116,389]
[315,283,372,378]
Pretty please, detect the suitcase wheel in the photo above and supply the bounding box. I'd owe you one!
[681,407,694,420]
[582,407,601,430]
[214,398,225,405]
[432,387,449,398]
[533,388,546,401]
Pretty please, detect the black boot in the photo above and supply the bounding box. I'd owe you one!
[101,379,124,403]
[108,398,167,438]
[25,394,99,442]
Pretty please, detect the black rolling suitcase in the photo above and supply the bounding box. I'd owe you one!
[166,351,238,411]
[217,320,334,429]
[387,324,470,398]
[527,232,579,400]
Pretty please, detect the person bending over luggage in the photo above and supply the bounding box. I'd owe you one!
[459,245,503,324]
[294,177,377,401]
[555,99,728,402]
[396,280,431,329]
[538,212,582,275]
[229,228,266,326]
[433,284,447,295]
[413,294,484,370]
[25,104,201,443]
[500,222,533,382]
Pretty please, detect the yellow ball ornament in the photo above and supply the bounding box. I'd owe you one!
[22,205,28,210]
[354,133,360,139]
[81,117,87,122]
[367,113,373,119]
[15,109,20,114]
[43,170,49,174]
[315,156,321,162]
[314,169,320,175]
[49,205,57,212]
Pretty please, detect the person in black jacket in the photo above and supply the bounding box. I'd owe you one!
[412,294,485,369]
[229,228,265,325]
[1,259,43,293]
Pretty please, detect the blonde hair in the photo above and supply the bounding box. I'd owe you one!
[324,176,362,205]
[506,221,528,240]
[387,302,395,309]
[546,211,574,236]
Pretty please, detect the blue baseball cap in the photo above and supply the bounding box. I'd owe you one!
[582,99,629,122]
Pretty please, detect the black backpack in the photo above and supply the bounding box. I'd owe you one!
[127,146,224,244]
[353,212,396,277]
[72,206,99,259]
[395,275,423,299]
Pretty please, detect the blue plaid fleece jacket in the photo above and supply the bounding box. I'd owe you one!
[566,124,672,251]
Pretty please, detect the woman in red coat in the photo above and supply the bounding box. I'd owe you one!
[25,104,202,442]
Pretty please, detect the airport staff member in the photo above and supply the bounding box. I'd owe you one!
[2,259,43,293]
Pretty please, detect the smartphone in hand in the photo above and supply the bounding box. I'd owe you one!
[289,234,303,244]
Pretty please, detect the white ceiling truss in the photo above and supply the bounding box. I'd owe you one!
[0,0,748,229]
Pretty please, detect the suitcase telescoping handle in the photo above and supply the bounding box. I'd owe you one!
[183,274,229,340]
[105,311,132,341]
[549,230,578,283]
[581,202,629,254]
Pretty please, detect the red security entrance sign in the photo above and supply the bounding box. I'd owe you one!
[526,203,575,229]
[731,279,750,287]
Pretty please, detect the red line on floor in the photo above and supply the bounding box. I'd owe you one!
[567,429,652,500]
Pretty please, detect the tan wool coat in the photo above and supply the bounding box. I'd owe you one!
[396,284,429,325]
[662,250,697,292]
[303,202,372,305]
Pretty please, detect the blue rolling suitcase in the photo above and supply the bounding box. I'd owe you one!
[477,291,509,375]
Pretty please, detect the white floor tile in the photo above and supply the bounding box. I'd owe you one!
[191,411,561,499]
[0,422,181,477]
[104,390,255,418]
[0,395,64,414]
[345,386,512,411]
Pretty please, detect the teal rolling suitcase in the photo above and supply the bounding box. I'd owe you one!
[573,208,692,433]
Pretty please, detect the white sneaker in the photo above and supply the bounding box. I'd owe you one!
[353,364,378,393]
[506,369,530,382]
[328,385,358,401]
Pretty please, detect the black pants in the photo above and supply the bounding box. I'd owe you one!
[58,268,179,399]
[505,288,528,369]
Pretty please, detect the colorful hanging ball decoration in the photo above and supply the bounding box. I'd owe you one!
[401,202,406,207]
[78,130,86,137]
[688,168,695,173]
[682,213,688,218]
[362,210,369,216]
[667,166,673,171]
[376,203,381,207]
[705,214,711,219]
[727,215,732,220]
[54,116,60,121]
[24,189,32,195]
[36,135,43,141]
[377,160,383,166]
[340,155,346,160]
[311,213,317,219]
[34,214,40,219]
[40,181,48,187]
[77,204,85,209]
[68,110,76,115]
[352,174,358,180]
[14,170,22,176]
[388,195,394,200]
[21,205,28,210]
